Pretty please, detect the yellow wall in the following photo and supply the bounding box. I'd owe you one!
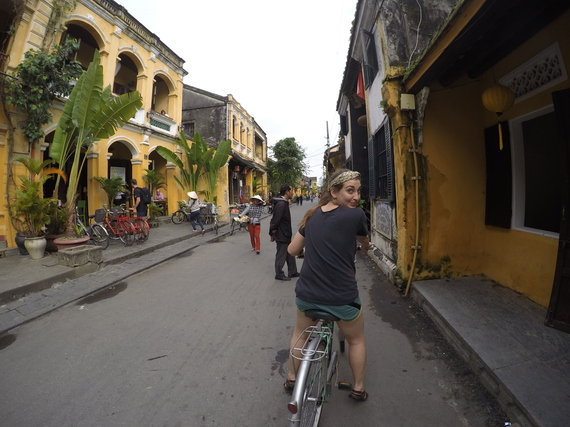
[1,0,188,247]
[412,10,570,307]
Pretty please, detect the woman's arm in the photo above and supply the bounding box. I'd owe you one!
[357,235,375,251]
[288,232,305,256]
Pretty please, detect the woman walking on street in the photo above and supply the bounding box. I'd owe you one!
[187,191,205,235]
[285,169,374,402]
[240,195,264,254]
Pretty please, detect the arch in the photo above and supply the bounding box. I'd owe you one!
[107,137,138,158]
[61,19,105,69]
[117,47,147,72]
[153,71,176,94]
[114,51,142,94]
[63,17,107,48]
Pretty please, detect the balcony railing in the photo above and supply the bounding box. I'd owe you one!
[148,110,177,135]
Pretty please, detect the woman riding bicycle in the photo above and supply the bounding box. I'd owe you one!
[285,169,374,402]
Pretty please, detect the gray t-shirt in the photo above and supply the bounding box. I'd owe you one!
[295,206,368,306]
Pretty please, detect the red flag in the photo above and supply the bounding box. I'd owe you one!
[357,68,365,99]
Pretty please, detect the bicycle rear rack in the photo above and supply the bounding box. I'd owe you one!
[290,324,332,362]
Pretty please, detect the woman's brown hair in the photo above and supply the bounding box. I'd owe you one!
[298,169,360,228]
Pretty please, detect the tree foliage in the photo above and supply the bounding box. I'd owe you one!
[267,137,306,193]
[156,132,231,202]
[5,38,83,143]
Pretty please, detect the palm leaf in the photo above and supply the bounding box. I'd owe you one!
[90,91,142,139]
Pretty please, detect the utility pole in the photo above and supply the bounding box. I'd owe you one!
[324,121,330,182]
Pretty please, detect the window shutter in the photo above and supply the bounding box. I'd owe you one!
[368,136,377,199]
[484,122,512,228]
[360,29,378,88]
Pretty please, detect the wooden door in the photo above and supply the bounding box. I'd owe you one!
[546,89,570,332]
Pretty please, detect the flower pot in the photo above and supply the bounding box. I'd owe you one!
[45,234,64,253]
[24,236,47,260]
[15,234,29,255]
[54,236,90,251]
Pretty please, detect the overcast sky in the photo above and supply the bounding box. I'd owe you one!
[114,0,356,177]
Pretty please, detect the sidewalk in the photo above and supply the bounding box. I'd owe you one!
[1,221,569,427]
[0,218,227,334]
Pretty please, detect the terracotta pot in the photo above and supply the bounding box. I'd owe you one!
[24,236,47,260]
[54,236,90,250]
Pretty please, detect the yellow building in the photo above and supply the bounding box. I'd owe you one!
[182,86,268,205]
[338,0,570,330]
[1,0,188,248]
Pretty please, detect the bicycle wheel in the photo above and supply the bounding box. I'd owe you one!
[213,217,219,235]
[118,221,136,246]
[300,339,326,427]
[172,210,186,224]
[229,218,236,235]
[90,223,109,249]
[133,218,150,242]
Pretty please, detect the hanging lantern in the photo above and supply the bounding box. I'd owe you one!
[482,84,515,150]
[357,115,367,127]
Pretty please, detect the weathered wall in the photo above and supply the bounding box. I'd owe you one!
[380,0,460,67]
[418,10,570,307]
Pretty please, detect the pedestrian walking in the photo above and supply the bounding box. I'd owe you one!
[269,184,298,281]
[284,169,374,402]
[187,191,205,235]
[240,195,264,254]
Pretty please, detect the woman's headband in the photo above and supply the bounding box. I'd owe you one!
[328,171,361,189]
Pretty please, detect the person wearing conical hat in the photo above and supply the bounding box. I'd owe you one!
[187,191,205,235]
[240,195,265,254]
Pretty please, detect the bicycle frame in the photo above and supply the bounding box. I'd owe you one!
[287,314,338,426]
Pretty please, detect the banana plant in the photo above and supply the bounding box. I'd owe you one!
[50,50,142,239]
[204,138,231,203]
[156,131,217,193]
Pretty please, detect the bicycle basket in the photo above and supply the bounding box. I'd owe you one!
[94,209,105,223]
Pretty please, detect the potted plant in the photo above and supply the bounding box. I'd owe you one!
[92,176,127,208]
[9,157,66,259]
[10,176,55,259]
[44,202,67,252]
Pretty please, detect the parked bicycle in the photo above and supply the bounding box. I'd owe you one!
[200,203,219,235]
[102,205,137,246]
[75,209,109,249]
[287,310,349,426]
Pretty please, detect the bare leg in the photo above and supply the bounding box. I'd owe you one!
[337,313,366,391]
[287,309,317,382]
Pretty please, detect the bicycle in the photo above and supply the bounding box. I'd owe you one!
[200,203,219,235]
[129,215,150,243]
[102,205,137,246]
[229,203,248,236]
[75,209,110,250]
[287,310,349,426]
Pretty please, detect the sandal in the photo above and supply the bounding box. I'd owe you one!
[283,379,296,393]
[349,389,368,402]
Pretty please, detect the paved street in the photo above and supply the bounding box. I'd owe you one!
[0,203,506,426]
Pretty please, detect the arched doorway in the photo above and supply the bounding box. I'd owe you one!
[108,141,134,205]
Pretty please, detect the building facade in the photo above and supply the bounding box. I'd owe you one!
[182,85,267,205]
[1,0,188,248]
[338,0,570,331]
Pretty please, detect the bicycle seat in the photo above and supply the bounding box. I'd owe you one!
[304,310,340,321]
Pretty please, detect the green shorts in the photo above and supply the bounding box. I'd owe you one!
[296,297,362,322]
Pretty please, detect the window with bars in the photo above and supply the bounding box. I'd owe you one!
[368,117,394,201]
